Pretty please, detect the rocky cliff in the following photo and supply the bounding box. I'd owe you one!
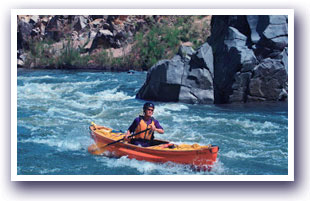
[17,15,211,70]
[136,15,288,104]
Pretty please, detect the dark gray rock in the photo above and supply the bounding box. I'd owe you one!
[211,25,257,103]
[73,16,88,32]
[136,43,214,104]
[280,47,288,73]
[45,16,64,41]
[17,20,34,50]
[208,15,288,104]
[248,58,287,101]
[278,88,288,101]
[179,86,213,104]
[136,58,184,102]
[192,43,214,76]
[178,45,195,62]
[29,15,40,24]
[246,15,262,43]
[182,65,213,90]
[254,15,288,60]
[230,72,252,102]
[17,52,28,67]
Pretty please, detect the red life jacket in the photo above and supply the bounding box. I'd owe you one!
[134,116,155,140]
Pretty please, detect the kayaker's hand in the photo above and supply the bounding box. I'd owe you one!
[150,124,156,132]
[125,131,131,141]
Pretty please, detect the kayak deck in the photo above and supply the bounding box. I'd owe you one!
[90,125,212,151]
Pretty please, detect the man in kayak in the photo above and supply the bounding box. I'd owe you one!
[125,102,164,147]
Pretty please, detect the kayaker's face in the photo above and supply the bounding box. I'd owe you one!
[145,107,154,117]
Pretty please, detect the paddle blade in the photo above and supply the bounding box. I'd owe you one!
[88,143,107,155]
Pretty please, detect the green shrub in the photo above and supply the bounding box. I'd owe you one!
[133,24,182,69]
[26,39,54,67]
[92,50,109,66]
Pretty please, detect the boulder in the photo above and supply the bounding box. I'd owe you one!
[179,86,213,104]
[17,52,28,67]
[192,43,214,76]
[253,15,288,60]
[248,58,287,101]
[136,43,214,104]
[29,15,40,24]
[182,43,214,93]
[45,16,64,41]
[178,45,195,61]
[136,57,184,102]
[73,16,88,32]
[83,30,97,50]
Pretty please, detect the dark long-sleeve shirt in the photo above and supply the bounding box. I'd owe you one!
[128,116,163,133]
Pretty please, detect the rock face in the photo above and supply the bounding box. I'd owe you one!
[136,43,214,104]
[208,15,288,103]
[17,15,153,68]
[17,15,136,51]
[137,15,288,104]
[248,58,288,101]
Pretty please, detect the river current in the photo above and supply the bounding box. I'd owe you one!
[17,69,288,175]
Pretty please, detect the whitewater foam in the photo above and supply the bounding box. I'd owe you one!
[154,103,189,117]
[20,133,92,152]
[101,156,211,175]
[222,151,255,159]
[76,87,134,103]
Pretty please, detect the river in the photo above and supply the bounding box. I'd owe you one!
[17,68,288,175]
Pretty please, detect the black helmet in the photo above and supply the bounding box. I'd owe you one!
[143,102,155,111]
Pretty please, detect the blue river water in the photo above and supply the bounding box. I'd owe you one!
[17,69,288,175]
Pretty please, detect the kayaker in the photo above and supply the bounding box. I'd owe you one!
[125,102,164,147]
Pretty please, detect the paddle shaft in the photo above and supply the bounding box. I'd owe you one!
[99,128,151,149]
